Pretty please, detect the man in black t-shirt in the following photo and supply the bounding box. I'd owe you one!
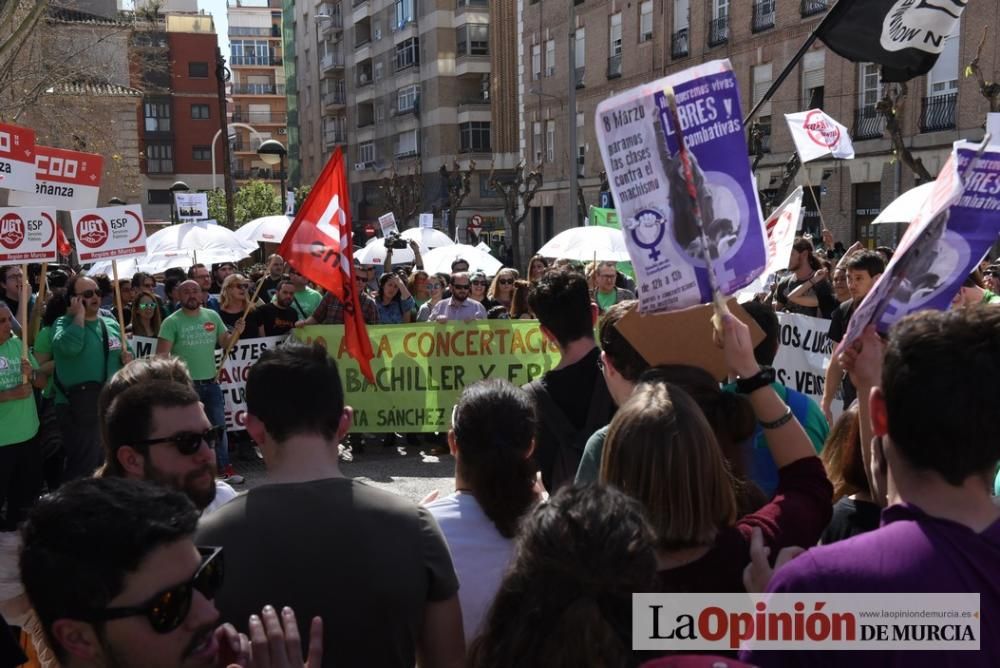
[524,268,614,491]
[255,279,298,337]
[774,237,837,318]
[256,254,286,302]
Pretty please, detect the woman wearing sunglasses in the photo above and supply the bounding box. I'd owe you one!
[415,273,449,322]
[487,268,518,311]
[219,274,260,339]
[469,271,495,310]
[130,291,164,338]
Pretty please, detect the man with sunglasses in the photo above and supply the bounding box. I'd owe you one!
[158,280,245,485]
[19,476,322,668]
[102,379,237,513]
[285,266,322,320]
[52,275,133,481]
[429,271,486,323]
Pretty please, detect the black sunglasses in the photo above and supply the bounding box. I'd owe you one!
[76,289,101,299]
[78,546,223,633]
[471,280,487,286]
[129,425,223,456]
[497,278,514,285]
[452,283,470,289]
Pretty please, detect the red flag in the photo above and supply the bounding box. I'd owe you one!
[56,226,72,257]
[279,148,375,381]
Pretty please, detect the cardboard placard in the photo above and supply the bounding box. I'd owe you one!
[0,122,36,193]
[9,145,103,209]
[0,208,58,264]
[70,205,147,262]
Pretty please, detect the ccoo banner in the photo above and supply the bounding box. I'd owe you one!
[0,122,36,193]
[9,145,104,209]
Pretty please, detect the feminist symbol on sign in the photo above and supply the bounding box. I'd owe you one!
[627,209,667,261]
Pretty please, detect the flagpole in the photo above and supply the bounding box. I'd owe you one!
[743,0,847,125]
[800,165,829,236]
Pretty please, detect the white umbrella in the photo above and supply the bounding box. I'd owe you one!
[87,249,253,277]
[422,244,503,276]
[872,182,934,225]
[234,215,292,244]
[355,236,418,266]
[537,226,632,262]
[399,226,454,250]
[146,221,258,259]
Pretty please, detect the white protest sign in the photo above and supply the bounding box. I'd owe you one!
[130,335,158,359]
[763,187,804,277]
[419,213,433,229]
[70,205,147,262]
[595,59,767,313]
[0,122,36,193]
[0,208,58,264]
[9,145,103,209]
[286,191,295,216]
[378,211,399,237]
[175,193,208,220]
[784,109,855,162]
[773,312,842,422]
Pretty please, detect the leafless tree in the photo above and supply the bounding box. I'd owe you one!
[377,162,423,228]
[439,160,475,239]
[488,160,542,271]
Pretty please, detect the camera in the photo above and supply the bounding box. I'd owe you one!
[384,231,409,250]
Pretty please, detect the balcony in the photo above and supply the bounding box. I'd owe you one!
[671,27,689,58]
[232,83,285,95]
[920,93,957,132]
[352,0,366,6]
[229,27,272,36]
[324,129,347,147]
[800,0,828,17]
[355,36,371,49]
[607,53,622,79]
[321,51,344,71]
[323,89,346,107]
[708,16,729,46]
[853,105,885,140]
[752,0,775,33]
[230,55,283,66]
[357,70,373,87]
[575,66,585,88]
[232,110,287,124]
[232,138,263,152]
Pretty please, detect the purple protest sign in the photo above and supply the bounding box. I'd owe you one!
[839,140,1000,351]
[595,59,766,313]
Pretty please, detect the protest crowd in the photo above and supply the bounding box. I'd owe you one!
[2,3,1000,663]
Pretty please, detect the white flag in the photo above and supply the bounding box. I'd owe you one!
[763,187,805,277]
[784,109,855,162]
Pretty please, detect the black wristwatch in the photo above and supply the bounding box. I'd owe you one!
[735,367,776,394]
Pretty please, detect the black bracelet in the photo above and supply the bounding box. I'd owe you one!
[760,406,794,430]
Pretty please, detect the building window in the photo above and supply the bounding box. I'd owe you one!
[146,144,173,173]
[575,27,585,76]
[188,62,209,78]
[545,39,555,76]
[192,145,211,161]
[395,37,419,70]
[545,120,555,162]
[191,104,210,119]
[578,143,586,172]
[457,24,489,56]
[532,43,541,80]
[375,104,385,123]
[752,63,772,117]
[144,101,171,133]
[460,121,491,152]
[398,84,419,112]
[640,1,653,42]
[610,13,622,56]
[396,129,418,157]
[927,23,959,96]
[374,61,384,81]
[859,62,880,109]
[802,49,825,108]
[533,121,542,163]
[359,141,375,164]
[394,0,415,29]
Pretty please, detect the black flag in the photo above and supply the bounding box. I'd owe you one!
[817,0,966,83]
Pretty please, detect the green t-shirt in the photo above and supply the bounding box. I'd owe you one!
[288,286,322,320]
[0,335,39,446]
[52,315,128,404]
[596,289,617,313]
[32,325,55,399]
[981,290,1000,304]
[158,308,225,380]
[575,424,610,484]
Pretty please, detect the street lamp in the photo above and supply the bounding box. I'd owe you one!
[257,139,287,209]
[169,180,190,224]
[107,196,126,205]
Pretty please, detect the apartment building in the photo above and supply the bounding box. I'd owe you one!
[134,13,225,220]
[227,0,289,191]
[521,0,999,251]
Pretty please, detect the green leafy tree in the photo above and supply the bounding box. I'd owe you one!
[294,184,312,212]
[209,181,283,229]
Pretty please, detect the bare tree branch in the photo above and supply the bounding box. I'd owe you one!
[877,81,933,182]
[967,25,1000,114]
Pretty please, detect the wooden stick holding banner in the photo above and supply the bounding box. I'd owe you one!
[662,86,731,333]
[214,277,265,381]
[27,262,48,346]
[19,263,28,380]
[111,260,128,340]
[800,167,829,235]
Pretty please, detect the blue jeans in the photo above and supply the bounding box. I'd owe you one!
[195,381,229,470]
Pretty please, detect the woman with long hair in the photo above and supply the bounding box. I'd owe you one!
[600,316,832,593]
[426,379,540,644]
[375,272,415,324]
[468,484,657,667]
[407,269,431,311]
[469,270,496,309]
[487,268,518,309]
[509,279,534,319]
[416,273,449,322]
[129,291,163,337]
[819,406,881,544]
[527,255,549,283]
[219,273,260,338]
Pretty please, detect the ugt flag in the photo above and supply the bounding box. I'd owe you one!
[785,109,855,162]
[278,148,375,381]
[817,0,965,83]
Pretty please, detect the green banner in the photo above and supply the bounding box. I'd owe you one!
[589,206,634,279]
[294,321,561,432]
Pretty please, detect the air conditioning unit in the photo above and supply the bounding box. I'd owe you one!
[355,162,367,170]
